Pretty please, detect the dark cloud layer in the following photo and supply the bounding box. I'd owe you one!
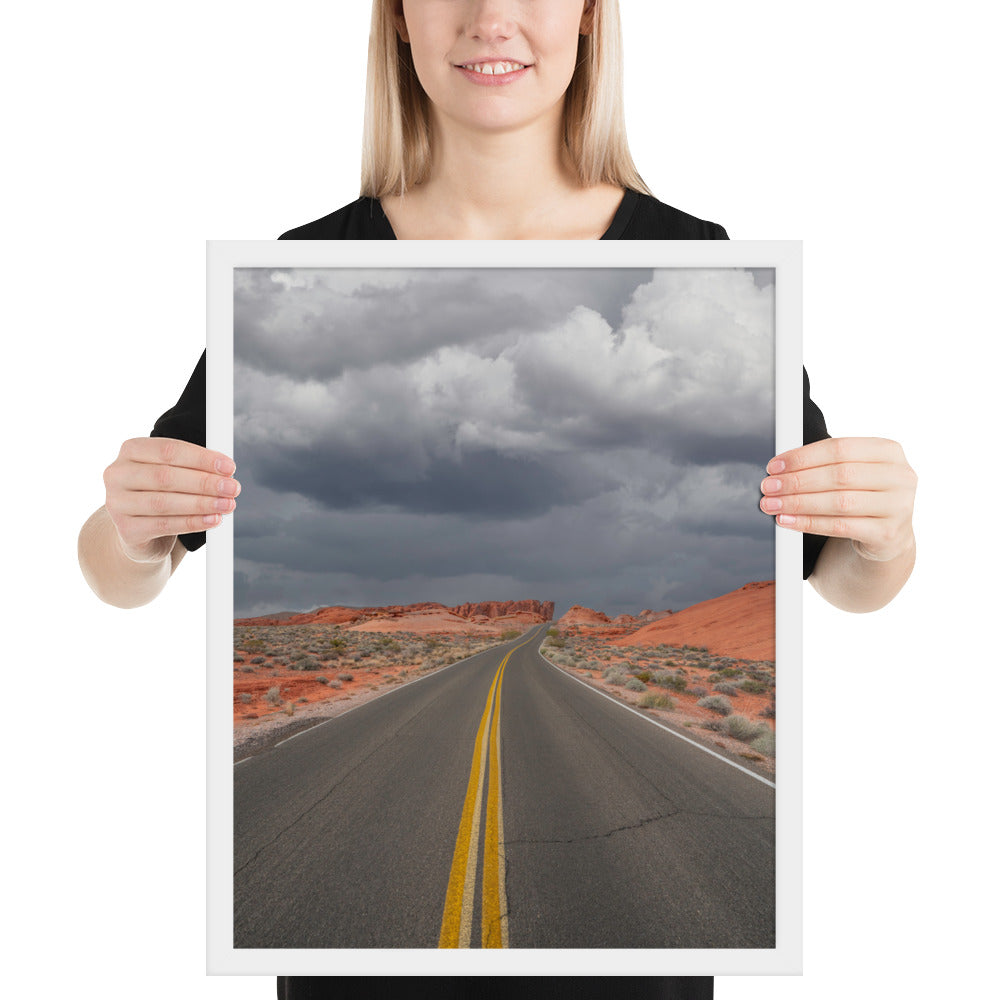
[233,268,775,619]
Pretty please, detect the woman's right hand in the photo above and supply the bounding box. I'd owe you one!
[103,437,240,562]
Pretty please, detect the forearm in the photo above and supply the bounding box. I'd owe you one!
[808,534,916,613]
[78,506,186,609]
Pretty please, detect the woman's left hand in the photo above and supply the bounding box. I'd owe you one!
[759,437,917,562]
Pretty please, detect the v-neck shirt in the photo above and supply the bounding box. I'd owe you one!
[278,188,729,242]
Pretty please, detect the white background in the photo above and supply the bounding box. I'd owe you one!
[5,2,995,999]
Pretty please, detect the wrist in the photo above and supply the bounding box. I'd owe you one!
[116,530,177,566]
[851,527,916,564]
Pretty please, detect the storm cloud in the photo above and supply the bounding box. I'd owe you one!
[233,267,775,619]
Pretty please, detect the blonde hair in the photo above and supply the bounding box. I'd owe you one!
[361,0,651,199]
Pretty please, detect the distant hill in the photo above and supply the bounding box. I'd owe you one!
[235,598,554,635]
[610,582,775,662]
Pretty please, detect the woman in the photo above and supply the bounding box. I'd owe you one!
[79,2,917,998]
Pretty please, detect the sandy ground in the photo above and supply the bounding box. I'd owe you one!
[232,629,504,759]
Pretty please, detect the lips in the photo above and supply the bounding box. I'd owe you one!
[454,60,531,86]
[457,60,528,75]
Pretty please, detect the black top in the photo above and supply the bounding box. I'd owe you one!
[276,978,715,1000]
[148,193,828,1000]
[277,189,728,241]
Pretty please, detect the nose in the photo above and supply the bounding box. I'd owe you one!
[464,0,517,43]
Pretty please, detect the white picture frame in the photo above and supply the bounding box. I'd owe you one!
[206,240,803,976]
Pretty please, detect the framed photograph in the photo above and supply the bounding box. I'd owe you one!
[206,241,803,976]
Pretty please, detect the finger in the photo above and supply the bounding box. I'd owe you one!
[110,461,241,499]
[767,437,905,476]
[113,511,229,550]
[761,461,913,497]
[119,437,236,476]
[760,490,894,519]
[771,512,883,544]
[771,511,912,561]
[113,490,238,518]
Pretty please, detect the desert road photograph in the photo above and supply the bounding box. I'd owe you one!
[230,264,778,949]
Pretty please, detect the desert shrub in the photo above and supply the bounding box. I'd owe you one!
[315,676,328,685]
[639,693,674,709]
[328,678,343,689]
[239,665,255,673]
[739,679,769,694]
[625,677,647,692]
[690,685,708,697]
[700,719,725,732]
[500,629,521,640]
[250,656,265,665]
[299,657,322,671]
[750,731,776,757]
[264,687,282,706]
[242,639,265,653]
[604,669,626,686]
[337,672,354,683]
[724,715,770,742]
[659,674,688,693]
[290,651,307,662]
[714,682,740,696]
[697,695,733,716]
[759,705,775,719]
[634,670,652,683]
[233,655,245,663]
[238,692,252,704]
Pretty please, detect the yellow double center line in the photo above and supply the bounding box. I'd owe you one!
[438,633,536,948]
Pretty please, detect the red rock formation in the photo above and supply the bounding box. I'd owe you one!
[449,599,554,621]
[235,598,554,629]
[610,581,775,662]
[557,605,611,627]
[610,613,640,626]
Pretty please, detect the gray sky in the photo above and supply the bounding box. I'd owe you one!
[233,267,775,620]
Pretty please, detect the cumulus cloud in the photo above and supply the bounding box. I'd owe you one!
[232,268,775,618]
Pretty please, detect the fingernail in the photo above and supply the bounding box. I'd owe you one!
[215,458,236,475]
[203,514,221,526]
[761,497,782,513]
[218,478,239,496]
[777,514,796,526]
[761,478,782,493]
[767,458,785,474]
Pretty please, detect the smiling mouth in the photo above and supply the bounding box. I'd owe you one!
[456,61,529,76]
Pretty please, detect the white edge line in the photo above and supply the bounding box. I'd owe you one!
[537,646,776,790]
[237,624,550,763]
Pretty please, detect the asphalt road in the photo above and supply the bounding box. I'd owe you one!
[233,624,774,949]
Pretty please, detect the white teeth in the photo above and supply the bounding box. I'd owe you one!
[464,61,525,75]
